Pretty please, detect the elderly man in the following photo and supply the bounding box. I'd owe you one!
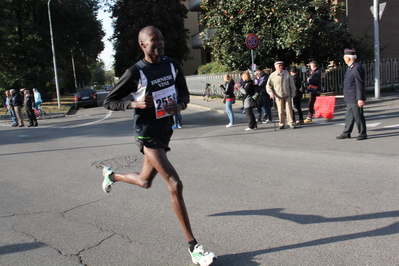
[336,48,367,140]
[266,61,296,129]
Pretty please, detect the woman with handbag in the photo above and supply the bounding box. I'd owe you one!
[219,74,236,127]
[240,71,257,131]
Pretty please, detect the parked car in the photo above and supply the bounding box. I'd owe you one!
[74,88,98,109]
[104,85,113,91]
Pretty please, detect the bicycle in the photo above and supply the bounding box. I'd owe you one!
[392,76,399,92]
[203,83,212,101]
[34,105,51,119]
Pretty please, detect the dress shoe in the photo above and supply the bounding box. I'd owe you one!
[356,135,367,141]
[336,134,351,139]
[296,120,304,125]
[18,125,24,127]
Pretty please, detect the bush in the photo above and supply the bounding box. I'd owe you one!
[198,61,231,74]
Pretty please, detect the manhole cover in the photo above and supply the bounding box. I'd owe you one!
[92,156,141,170]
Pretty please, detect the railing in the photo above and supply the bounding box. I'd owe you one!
[186,58,399,95]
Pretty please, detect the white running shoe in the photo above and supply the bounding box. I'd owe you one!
[102,166,115,193]
[263,119,271,123]
[189,244,217,266]
[226,123,235,128]
[245,127,253,131]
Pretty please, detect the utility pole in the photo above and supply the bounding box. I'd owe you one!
[48,0,61,109]
[373,0,380,99]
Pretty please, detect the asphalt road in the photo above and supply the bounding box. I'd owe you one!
[1,91,399,266]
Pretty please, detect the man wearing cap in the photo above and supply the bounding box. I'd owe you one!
[266,61,296,129]
[336,48,367,140]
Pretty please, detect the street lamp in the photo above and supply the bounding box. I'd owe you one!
[48,0,61,109]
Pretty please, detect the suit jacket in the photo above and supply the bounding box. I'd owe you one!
[343,61,366,104]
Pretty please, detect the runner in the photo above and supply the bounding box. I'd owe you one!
[102,26,216,266]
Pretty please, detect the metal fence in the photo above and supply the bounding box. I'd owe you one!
[186,57,399,96]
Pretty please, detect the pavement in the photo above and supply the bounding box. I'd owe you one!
[188,90,399,120]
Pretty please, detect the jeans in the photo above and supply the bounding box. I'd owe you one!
[9,109,18,125]
[257,94,271,120]
[225,100,234,125]
[173,112,182,127]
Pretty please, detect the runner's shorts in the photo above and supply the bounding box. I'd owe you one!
[136,128,173,154]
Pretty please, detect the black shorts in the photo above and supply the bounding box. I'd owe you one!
[136,128,173,154]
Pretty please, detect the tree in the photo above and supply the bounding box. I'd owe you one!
[200,0,359,70]
[0,0,104,98]
[111,0,190,76]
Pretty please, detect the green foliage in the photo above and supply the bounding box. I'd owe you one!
[90,61,106,85]
[111,0,190,76]
[0,0,104,97]
[200,0,361,70]
[198,61,231,74]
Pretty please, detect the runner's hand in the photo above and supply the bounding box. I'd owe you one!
[131,95,153,109]
[164,99,180,114]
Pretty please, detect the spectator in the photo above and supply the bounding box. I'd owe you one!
[22,89,38,127]
[304,61,322,123]
[219,74,236,127]
[254,67,272,124]
[240,71,257,130]
[336,48,367,141]
[4,90,18,127]
[290,66,304,125]
[266,61,296,129]
[11,89,24,127]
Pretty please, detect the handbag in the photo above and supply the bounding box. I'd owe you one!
[307,84,320,95]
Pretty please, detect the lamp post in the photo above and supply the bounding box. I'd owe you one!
[48,0,61,109]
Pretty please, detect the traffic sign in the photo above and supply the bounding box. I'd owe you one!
[245,33,259,49]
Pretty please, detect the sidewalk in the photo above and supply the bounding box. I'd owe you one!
[189,90,399,119]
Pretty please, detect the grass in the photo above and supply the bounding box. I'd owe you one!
[42,94,74,114]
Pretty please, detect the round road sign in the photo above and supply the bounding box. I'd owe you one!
[245,33,259,49]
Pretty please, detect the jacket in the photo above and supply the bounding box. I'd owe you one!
[220,80,235,99]
[343,61,366,104]
[266,70,296,98]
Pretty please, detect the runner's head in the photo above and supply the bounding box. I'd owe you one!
[138,26,165,62]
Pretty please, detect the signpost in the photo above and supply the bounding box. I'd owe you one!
[370,1,386,99]
[246,34,259,74]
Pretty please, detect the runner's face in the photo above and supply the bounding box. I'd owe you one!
[141,29,165,58]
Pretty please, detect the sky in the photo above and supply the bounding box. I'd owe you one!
[97,8,114,71]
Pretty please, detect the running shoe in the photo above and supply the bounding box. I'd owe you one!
[102,166,115,193]
[189,244,217,266]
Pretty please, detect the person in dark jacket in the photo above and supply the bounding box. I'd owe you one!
[240,71,257,130]
[290,66,304,125]
[219,74,235,127]
[336,48,367,141]
[102,26,216,265]
[21,89,38,127]
[304,61,322,123]
[11,89,24,127]
[254,67,272,124]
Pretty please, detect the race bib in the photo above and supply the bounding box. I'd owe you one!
[152,86,177,119]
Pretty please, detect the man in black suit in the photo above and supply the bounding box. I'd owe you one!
[336,48,367,140]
